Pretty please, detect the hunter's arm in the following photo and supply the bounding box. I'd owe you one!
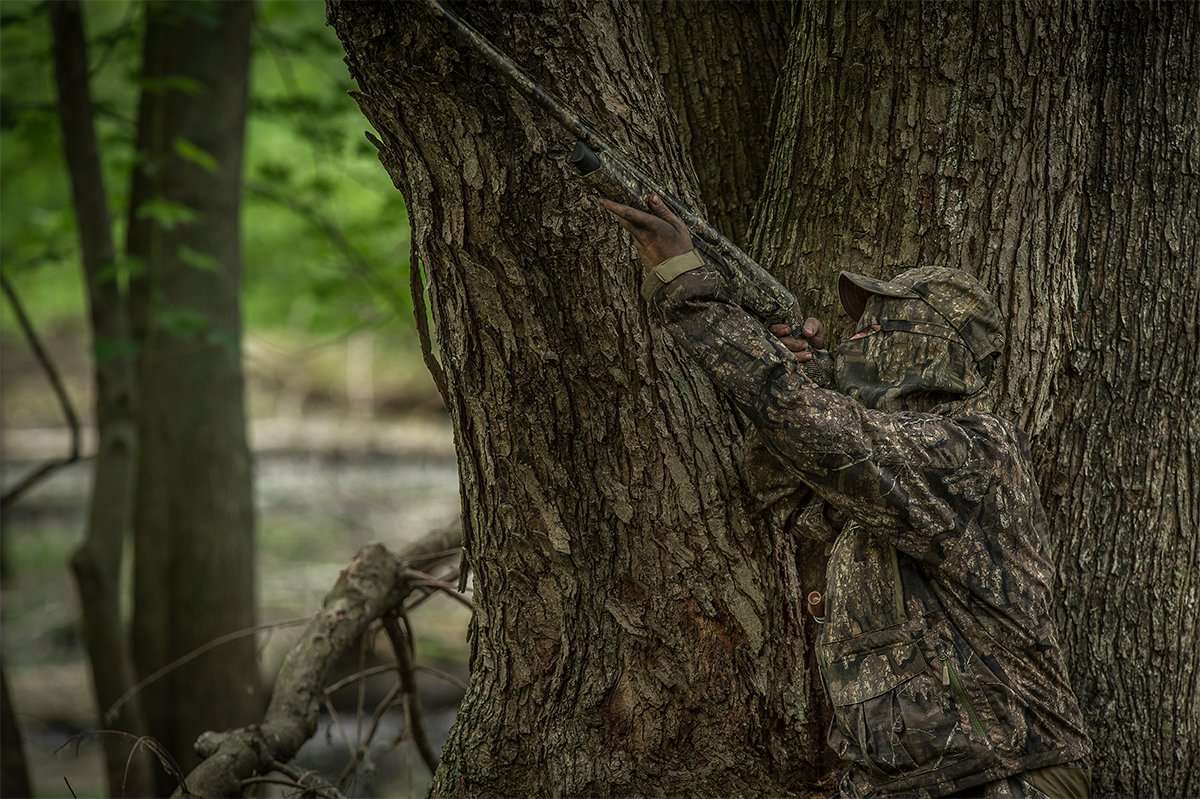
[648,252,993,563]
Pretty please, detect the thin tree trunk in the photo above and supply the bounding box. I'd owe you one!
[125,0,261,782]
[330,1,817,794]
[0,661,33,798]
[47,2,155,795]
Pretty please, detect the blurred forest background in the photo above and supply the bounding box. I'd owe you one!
[1,1,465,796]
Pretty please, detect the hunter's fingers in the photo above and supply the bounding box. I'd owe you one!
[778,336,810,353]
[801,317,827,349]
[646,194,689,235]
[600,198,659,231]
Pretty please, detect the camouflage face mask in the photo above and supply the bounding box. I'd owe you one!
[832,296,990,412]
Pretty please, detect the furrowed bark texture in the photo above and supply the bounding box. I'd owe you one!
[329,1,818,794]
[1042,6,1199,795]
[643,1,794,243]
[748,3,1199,794]
[48,2,155,794]
[126,0,262,780]
[749,1,1091,432]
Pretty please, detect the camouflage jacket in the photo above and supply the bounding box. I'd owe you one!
[648,256,1090,797]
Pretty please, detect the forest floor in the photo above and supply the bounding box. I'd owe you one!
[2,324,464,798]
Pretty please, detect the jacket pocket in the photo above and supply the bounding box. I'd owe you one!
[819,625,974,778]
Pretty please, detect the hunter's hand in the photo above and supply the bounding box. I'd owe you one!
[769,319,827,363]
[601,194,693,269]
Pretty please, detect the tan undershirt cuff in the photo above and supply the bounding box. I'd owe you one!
[640,249,705,301]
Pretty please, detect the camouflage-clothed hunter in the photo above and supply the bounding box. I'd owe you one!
[644,252,1090,798]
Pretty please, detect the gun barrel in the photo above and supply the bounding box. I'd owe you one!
[421,0,606,152]
[423,0,800,327]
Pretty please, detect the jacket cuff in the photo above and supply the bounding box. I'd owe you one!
[640,249,705,302]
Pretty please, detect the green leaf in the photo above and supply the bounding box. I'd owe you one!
[137,75,205,96]
[136,198,197,230]
[173,137,219,173]
[178,245,219,273]
[205,329,238,352]
[256,160,293,184]
[153,306,209,338]
[94,255,145,286]
[94,335,138,363]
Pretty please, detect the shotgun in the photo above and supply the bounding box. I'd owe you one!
[419,0,803,330]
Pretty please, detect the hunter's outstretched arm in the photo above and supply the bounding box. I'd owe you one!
[603,198,1000,565]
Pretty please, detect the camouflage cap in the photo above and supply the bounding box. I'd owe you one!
[838,267,1005,362]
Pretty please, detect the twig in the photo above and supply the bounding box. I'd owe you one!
[340,629,375,798]
[403,586,437,613]
[242,775,310,792]
[403,570,477,612]
[55,730,187,793]
[64,777,78,799]
[336,681,402,786]
[382,612,439,774]
[0,271,82,512]
[409,252,449,405]
[324,664,398,696]
[270,759,344,799]
[414,664,468,692]
[404,546,464,567]
[322,696,355,762]
[104,616,312,724]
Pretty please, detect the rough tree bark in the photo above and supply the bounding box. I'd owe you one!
[643,1,794,242]
[747,2,1199,795]
[125,0,262,781]
[330,1,818,795]
[48,1,155,794]
[332,0,1196,796]
[1042,6,1199,795]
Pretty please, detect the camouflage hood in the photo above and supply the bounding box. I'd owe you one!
[832,267,1005,413]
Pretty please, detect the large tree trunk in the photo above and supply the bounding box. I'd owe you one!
[125,0,262,782]
[643,1,794,242]
[332,0,1197,796]
[48,2,155,795]
[330,1,818,795]
[749,2,1199,795]
[1043,5,1199,795]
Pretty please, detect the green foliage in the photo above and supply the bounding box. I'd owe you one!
[173,137,219,173]
[136,197,198,229]
[0,0,413,356]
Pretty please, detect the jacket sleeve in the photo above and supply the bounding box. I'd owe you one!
[649,255,1003,564]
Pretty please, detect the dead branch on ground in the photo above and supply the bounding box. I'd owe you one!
[171,523,467,798]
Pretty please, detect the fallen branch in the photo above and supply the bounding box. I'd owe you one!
[171,521,466,798]
[105,616,313,725]
[382,612,439,774]
[170,545,412,798]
